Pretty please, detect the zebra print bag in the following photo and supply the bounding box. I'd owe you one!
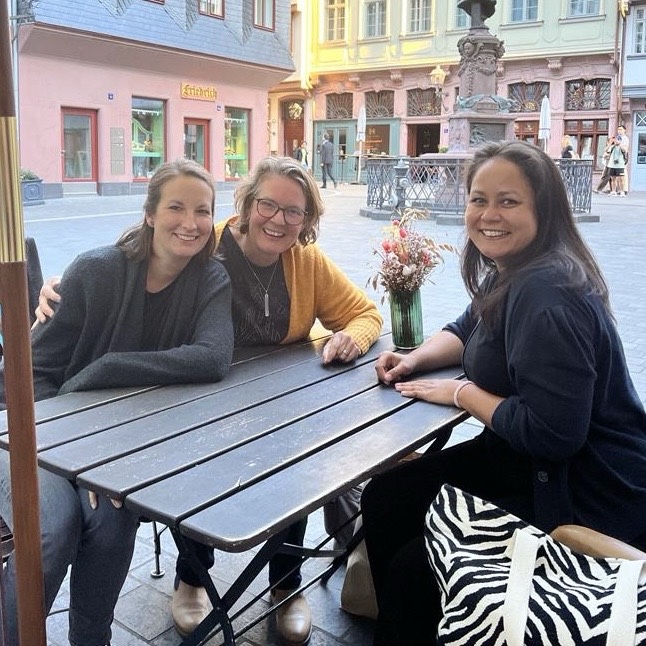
[425,484,646,645]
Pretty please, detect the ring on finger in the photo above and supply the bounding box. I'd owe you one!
[341,350,348,355]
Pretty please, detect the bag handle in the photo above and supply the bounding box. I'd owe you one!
[503,529,644,646]
[606,559,644,646]
[502,529,538,646]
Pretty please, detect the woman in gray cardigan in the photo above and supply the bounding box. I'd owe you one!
[0,159,234,646]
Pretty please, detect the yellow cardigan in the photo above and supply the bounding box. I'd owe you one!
[214,218,383,354]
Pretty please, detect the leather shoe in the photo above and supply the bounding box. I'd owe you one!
[171,580,211,637]
[271,588,312,645]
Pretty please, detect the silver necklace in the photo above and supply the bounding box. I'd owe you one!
[242,254,280,317]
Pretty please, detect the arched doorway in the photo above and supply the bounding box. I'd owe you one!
[282,99,305,157]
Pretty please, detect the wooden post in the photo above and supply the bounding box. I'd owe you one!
[0,2,47,644]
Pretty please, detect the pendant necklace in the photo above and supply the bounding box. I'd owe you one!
[242,254,280,317]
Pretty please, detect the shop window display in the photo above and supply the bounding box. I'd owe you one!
[224,108,249,179]
[131,97,165,179]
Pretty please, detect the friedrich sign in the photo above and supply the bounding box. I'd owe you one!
[181,83,217,102]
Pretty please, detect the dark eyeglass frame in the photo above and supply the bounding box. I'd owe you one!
[254,198,307,226]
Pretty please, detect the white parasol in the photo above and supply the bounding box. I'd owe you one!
[538,95,551,153]
[356,105,366,183]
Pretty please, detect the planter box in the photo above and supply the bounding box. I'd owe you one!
[21,179,44,206]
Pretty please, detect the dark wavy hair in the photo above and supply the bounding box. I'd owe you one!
[117,159,217,262]
[462,140,610,324]
[233,156,323,246]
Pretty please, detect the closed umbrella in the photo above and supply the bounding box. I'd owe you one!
[356,105,366,184]
[538,95,551,153]
[0,2,47,643]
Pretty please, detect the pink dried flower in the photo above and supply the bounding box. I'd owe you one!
[368,208,457,299]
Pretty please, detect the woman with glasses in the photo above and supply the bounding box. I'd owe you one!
[173,155,382,645]
[36,156,382,645]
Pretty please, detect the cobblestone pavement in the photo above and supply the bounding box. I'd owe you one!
[19,184,646,645]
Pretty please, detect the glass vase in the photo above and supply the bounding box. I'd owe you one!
[389,288,424,349]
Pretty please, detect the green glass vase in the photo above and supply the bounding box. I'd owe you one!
[389,288,424,349]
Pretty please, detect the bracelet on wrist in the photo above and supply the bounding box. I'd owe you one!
[453,380,474,409]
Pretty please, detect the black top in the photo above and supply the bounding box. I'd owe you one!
[218,227,290,346]
[445,265,646,547]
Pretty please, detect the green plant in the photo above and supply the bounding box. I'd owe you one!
[20,169,42,181]
[437,145,449,153]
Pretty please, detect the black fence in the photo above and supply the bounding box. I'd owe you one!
[365,156,593,216]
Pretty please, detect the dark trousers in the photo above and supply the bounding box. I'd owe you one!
[362,432,533,645]
[321,163,336,187]
[176,518,308,590]
[596,165,611,192]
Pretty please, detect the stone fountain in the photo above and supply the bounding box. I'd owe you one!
[448,0,516,152]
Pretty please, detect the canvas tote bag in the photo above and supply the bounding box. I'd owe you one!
[425,484,646,645]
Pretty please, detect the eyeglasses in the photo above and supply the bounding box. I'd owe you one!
[255,199,307,226]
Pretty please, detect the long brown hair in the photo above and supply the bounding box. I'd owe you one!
[462,141,610,325]
[117,159,217,262]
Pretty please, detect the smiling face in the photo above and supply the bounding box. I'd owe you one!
[464,157,538,271]
[240,174,306,265]
[145,174,214,270]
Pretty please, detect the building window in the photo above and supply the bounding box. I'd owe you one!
[566,0,600,17]
[514,121,539,146]
[255,0,274,29]
[131,98,165,180]
[199,0,223,17]
[407,88,442,116]
[365,0,386,38]
[408,0,431,33]
[510,0,537,22]
[635,8,646,54]
[565,78,610,111]
[326,93,353,119]
[326,0,346,41]
[366,90,394,117]
[364,124,391,155]
[224,108,249,179]
[564,118,608,169]
[455,3,471,29]
[508,82,549,112]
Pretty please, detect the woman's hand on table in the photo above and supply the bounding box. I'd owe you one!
[375,351,417,385]
[394,378,459,405]
[88,490,123,510]
[34,275,62,325]
[321,332,361,365]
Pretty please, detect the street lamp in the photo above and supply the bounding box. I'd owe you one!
[429,65,449,113]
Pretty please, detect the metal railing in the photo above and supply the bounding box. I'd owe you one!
[365,155,593,216]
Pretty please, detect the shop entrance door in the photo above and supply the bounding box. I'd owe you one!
[62,108,97,181]
[314,126,350,184]
[184,119,210,170]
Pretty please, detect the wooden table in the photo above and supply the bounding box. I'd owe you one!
[0,333,467,645]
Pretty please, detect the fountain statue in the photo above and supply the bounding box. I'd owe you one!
[449,0,516,151]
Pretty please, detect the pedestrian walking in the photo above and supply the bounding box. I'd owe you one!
[320,132,337,189]
[593,136,615,194]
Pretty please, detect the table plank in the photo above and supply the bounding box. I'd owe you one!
[179,401,467,551]
[41,359,378,480]
[119,366,463,527]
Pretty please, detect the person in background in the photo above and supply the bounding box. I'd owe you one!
[606,136,627,196]
[560,134,577,158]
[293,140,309,169]
[320,132,337,189]
[616,125,630,193]
[36,155,382,645]
[0,159,234,646]
[593,136,615,194]
[362,140,646,645]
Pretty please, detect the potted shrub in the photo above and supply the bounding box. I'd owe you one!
[20,169,45,205]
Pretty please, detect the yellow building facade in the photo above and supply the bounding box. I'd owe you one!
[270,0,627,184]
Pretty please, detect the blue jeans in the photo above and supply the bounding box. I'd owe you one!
[0,452,140,646]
